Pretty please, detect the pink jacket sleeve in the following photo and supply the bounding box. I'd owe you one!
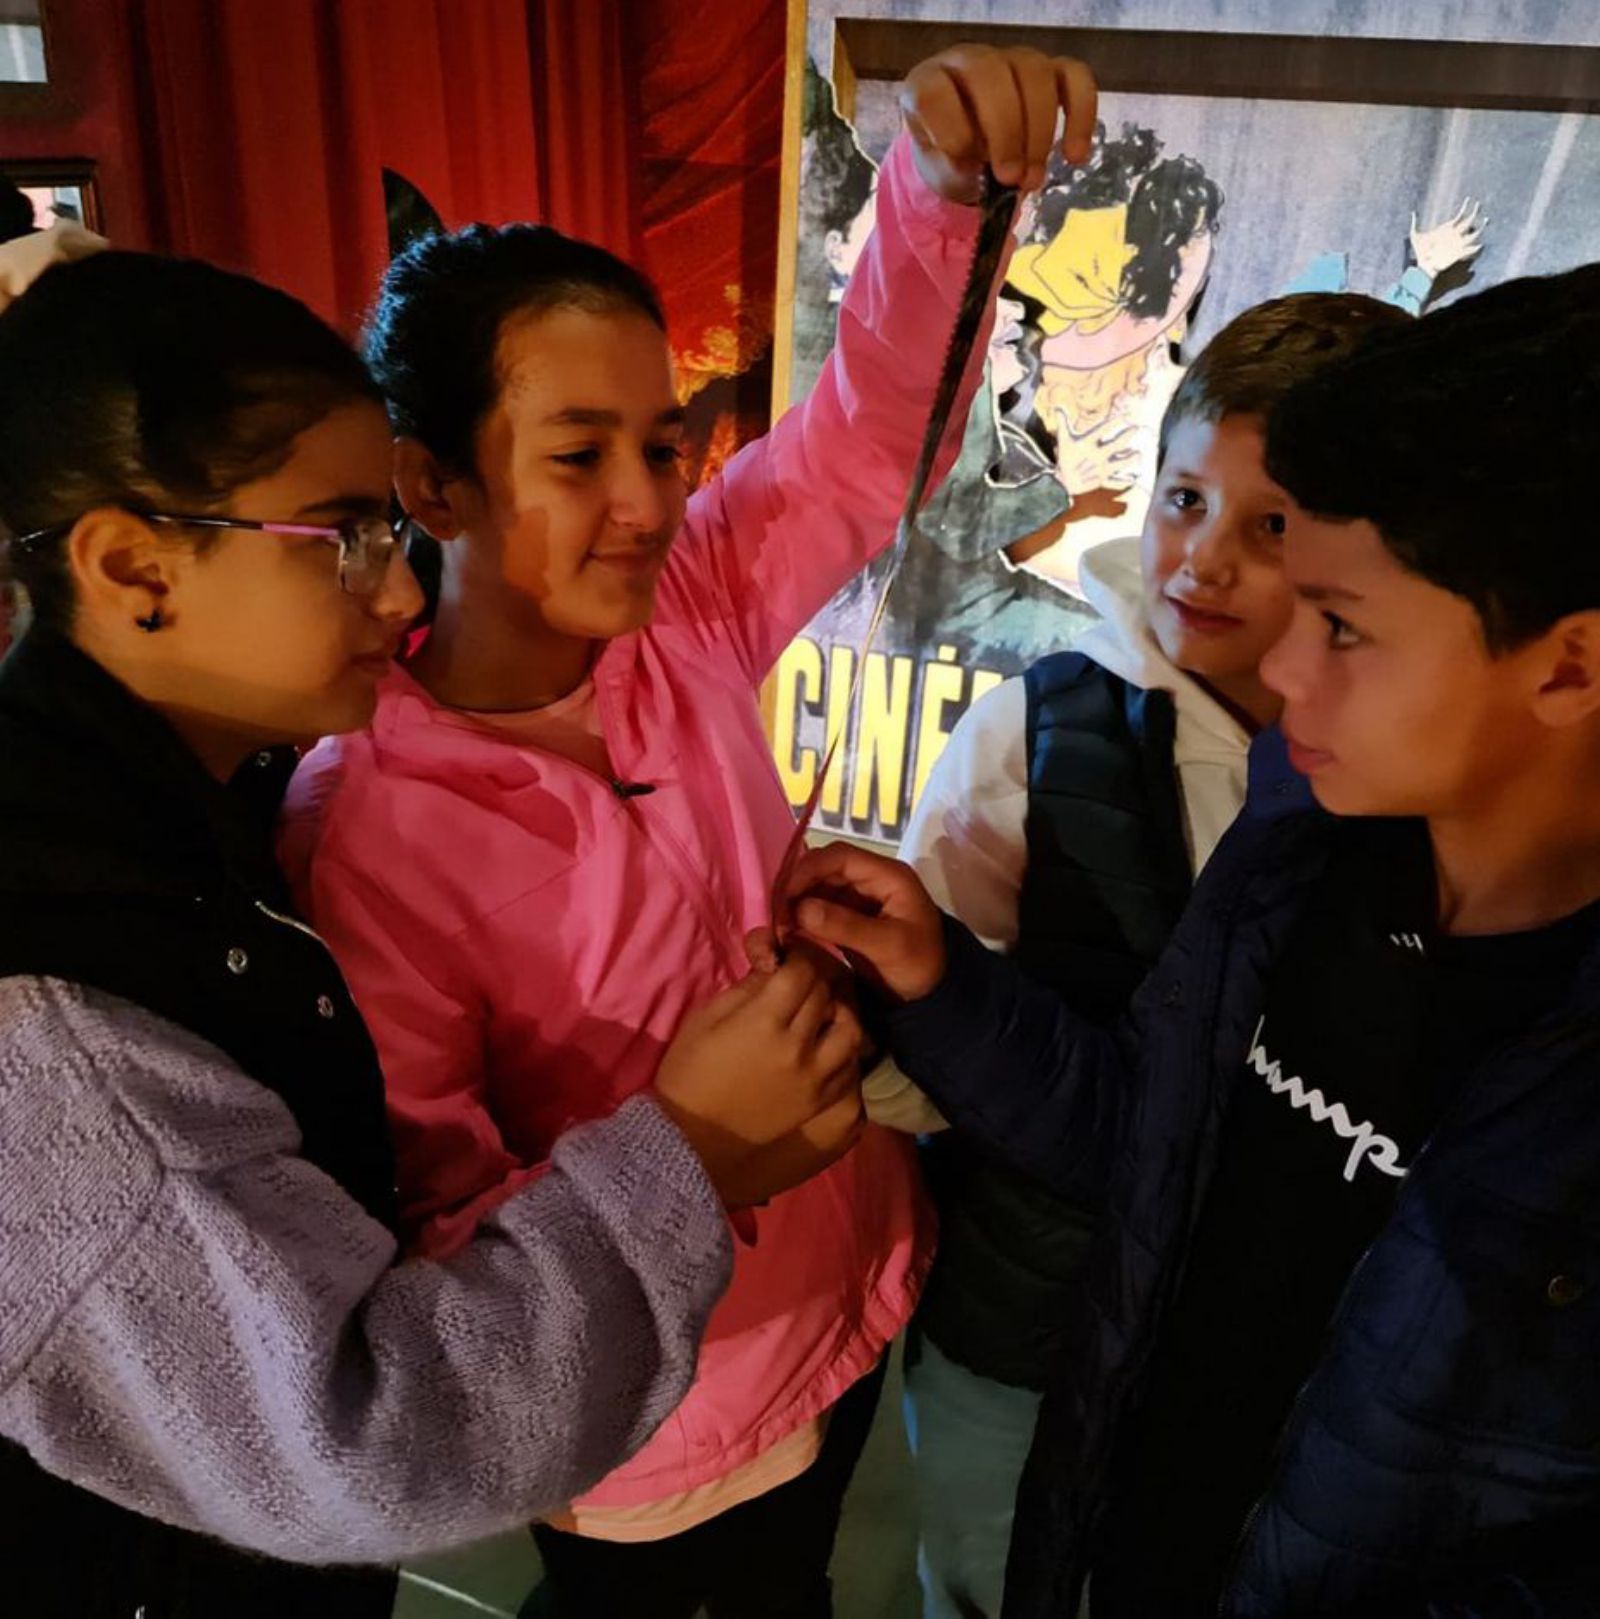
[661,133,1012,681]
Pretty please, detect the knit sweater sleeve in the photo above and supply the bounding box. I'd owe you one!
[0,976,732,1567]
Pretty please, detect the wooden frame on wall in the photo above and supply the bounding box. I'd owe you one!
[0,156,100,231]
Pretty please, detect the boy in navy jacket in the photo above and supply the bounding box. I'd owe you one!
[783,263,1600,1618]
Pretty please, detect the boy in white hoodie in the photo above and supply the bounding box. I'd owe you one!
[878,292,1412,1619]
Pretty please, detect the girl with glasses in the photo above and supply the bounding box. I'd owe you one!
[0,244,864,1618]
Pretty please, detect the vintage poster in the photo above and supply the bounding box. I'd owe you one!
[770,0,1600,845]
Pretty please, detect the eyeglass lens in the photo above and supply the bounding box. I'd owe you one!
[338,519,400,596]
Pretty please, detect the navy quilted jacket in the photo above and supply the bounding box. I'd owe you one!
[887,732,1600,1618]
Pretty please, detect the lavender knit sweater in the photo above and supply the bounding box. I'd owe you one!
[0,975,733,1566]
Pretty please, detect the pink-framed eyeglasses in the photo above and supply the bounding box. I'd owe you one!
[11,510,402,598]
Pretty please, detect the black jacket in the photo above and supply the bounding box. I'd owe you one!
[0,631,399,1618]
[915,651,1189,1389]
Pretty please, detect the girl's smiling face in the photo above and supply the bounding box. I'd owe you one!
[431,305,689,644]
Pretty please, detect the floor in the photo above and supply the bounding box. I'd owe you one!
[393,1346,923,1619]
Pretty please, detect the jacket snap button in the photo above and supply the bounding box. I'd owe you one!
[1547,1274,1586,1307]
[225,947,249,976]
[1162,981,1183,1007]
[255,750,273,767]
[316,994,336,1020]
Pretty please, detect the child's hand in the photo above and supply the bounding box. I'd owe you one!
[783,842,948,1003]
[725,1093,867,1209]
[653,950,864,1207]
[900,43,1098,204]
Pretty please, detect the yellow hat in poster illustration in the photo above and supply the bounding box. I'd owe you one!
[1006,204,1138,336]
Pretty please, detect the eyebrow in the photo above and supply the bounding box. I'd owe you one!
[542,406,688,429]
[292,494,391,521]
[1164,464,1285,497]
[1295,583,1366,604]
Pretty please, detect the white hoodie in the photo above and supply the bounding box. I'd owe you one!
[865,535,1253,1131]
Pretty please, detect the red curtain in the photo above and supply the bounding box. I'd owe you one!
[636,0,784,369]
[528,0,640,261]
[0,0,636,334]
[128,0,554,332]
[2,0,781,366]
[634,0,786,482]
[127,0,785,452]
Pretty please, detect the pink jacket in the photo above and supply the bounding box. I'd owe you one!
[280,135,997,1507]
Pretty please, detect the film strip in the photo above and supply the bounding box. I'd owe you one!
[769,170,1019,933]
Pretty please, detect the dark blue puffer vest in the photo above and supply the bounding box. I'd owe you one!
[916,651,1192,1389]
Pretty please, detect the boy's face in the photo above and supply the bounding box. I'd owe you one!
[1261,516,1544,817]
[1141,414,1296,709]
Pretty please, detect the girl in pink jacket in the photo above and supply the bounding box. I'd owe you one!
[280,43,1097,1618]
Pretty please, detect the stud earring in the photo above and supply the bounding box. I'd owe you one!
[135,607,165,633]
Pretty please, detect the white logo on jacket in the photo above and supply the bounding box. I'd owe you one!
[1246,1016,1409,1183]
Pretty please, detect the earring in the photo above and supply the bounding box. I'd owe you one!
[135,607,165,633]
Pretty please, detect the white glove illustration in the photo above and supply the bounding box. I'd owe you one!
[1409,199,1486,281]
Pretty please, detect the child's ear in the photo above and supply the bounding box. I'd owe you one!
[393,437,466,544]
[68,508,181,636]
[1531,611,1600,727]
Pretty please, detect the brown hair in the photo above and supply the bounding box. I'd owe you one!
[1158,291,1410,465]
